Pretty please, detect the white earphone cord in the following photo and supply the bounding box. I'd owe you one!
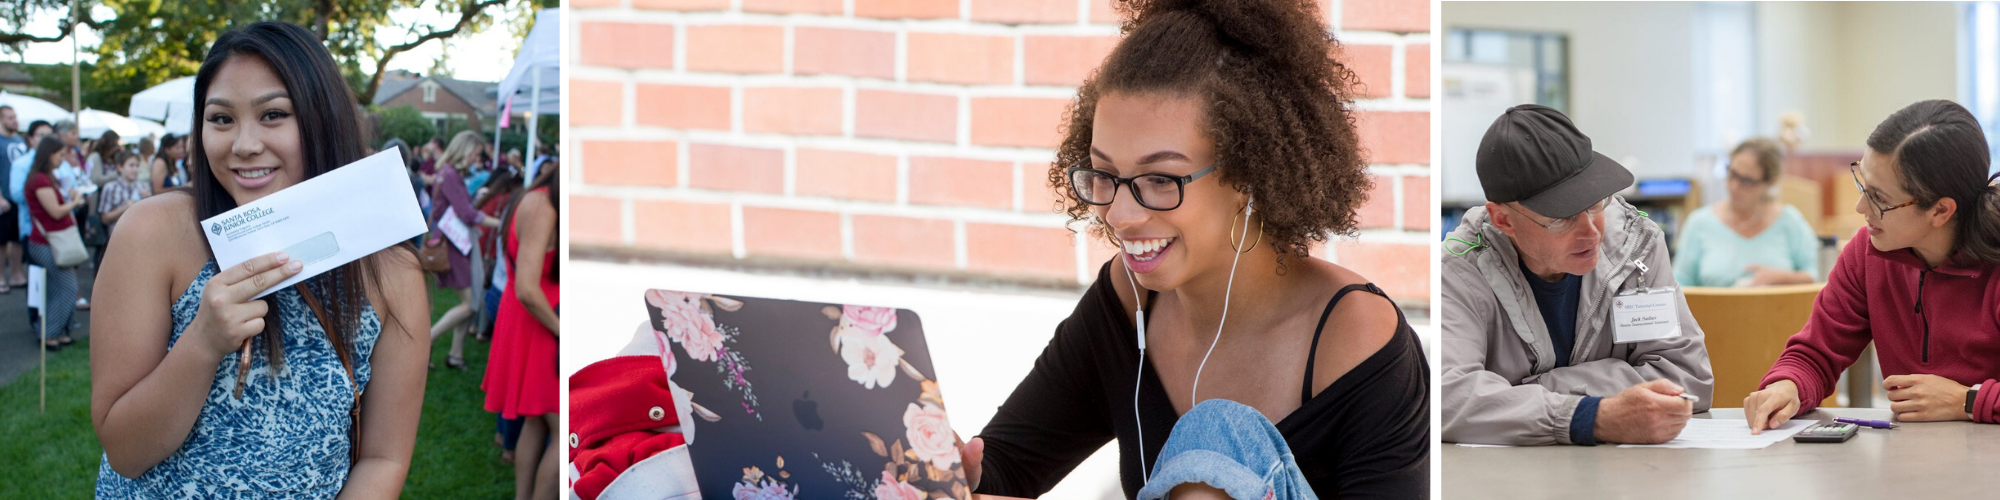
[1123,196,1251,485]
[1192,197,1249,404]
[1123,263,1150,483]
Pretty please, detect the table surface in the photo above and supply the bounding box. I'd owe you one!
[1443,408,2000,499]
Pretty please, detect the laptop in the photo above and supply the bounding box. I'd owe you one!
[644,289,971,500]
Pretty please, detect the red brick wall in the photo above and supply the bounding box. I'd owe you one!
[568,0,1433,302]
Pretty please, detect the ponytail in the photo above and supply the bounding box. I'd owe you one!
[1970,174,2000,263]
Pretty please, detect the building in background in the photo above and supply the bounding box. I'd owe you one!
[374,69,500,136]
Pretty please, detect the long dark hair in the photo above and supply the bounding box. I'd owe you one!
[500,159,560,280]
[93,130,121,166]
[155,133,184,181]
[1865,99,2000,265]
[30,135,64,177]
[190,21,416,385]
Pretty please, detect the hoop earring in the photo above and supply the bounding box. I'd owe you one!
[1228,208,1264,254]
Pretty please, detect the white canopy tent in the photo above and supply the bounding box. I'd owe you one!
[129,118,168,144]
[0,91,72,129]
[77,108,143,143]
[494,7,560,184]
[128,76,195,135]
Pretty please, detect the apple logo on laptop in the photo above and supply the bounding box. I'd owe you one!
[794,391,825,431]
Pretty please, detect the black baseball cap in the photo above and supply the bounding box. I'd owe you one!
[1476,104,1633,219]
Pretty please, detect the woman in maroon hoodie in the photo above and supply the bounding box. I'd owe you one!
[1746,99,2000,431]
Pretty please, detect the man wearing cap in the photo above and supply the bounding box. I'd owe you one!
[1440,105,1714,446]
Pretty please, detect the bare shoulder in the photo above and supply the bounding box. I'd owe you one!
[1296,258,1392,386]
[518,188,551,209]
[112,192,205,266]
[1315,259,1399,326]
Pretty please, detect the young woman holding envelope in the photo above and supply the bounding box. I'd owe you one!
[90,21,430,498]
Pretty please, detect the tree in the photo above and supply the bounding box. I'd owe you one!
[22,61,148,114]
[376,104,436,149]
[0,0,543,106]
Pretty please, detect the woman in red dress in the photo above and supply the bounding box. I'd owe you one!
[484,159,559,500]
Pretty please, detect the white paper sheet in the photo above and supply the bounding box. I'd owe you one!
[200,148,427,298]
[1616,419,1812,449]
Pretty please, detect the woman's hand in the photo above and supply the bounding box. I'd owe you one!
[1885,374,1972,422]
[1744,379,1802,433]
[960,435,984,491]
[1743,264,1812,287]
[187,252,302,358]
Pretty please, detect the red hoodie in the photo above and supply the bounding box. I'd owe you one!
[1760,228,2000,423]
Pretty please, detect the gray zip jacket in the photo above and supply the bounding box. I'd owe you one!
[1440,196,1714,445]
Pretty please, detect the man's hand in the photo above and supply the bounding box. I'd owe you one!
[1886,374,1972,422]
[1594,379,1694,444]
[1744,379,1802,434]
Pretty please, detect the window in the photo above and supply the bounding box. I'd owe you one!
[422,80,439,104]
[1444,28,1569,112]
[1963,2,2000,175]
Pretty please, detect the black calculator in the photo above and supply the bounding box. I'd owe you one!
[1792,422,1859,443]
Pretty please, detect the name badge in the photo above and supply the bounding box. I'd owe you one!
[1612,288,1680,344]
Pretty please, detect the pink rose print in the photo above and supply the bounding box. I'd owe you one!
[732,481,796,500]
[903,402,959,470]
[734,466,798,500]
[842,305,899,337]
[874,471,926,500]
[649,290,725,362]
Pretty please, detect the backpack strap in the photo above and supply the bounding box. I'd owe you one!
[296,283,363,463]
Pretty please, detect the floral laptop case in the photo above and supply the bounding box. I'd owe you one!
[645,290,971,500]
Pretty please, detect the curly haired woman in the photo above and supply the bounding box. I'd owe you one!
[960,1,1430,499]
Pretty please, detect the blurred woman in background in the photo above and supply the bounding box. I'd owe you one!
[1674,137,1820,287]
[428,130,501,369]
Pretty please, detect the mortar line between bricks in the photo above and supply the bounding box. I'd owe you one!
[731,202,747,258]
[1391,174,1405,230]
[577,186,1078,227]
[1389,37,1406,99]
[953,220,968,270]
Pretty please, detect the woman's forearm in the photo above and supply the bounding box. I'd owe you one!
[513,284,559,335]
[98,339,229,478]
[335,457,411,500]
[1771,270,1815,285]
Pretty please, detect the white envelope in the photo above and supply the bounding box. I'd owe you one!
[201,148,427,298]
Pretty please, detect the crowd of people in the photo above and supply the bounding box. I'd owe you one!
[387,127,565,499]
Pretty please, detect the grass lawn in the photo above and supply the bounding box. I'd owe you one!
[0,284,518,498]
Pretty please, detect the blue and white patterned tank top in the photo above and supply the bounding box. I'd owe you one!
[96,260,380,499]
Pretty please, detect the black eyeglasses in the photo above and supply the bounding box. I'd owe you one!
[1850,161,1918,219]
[1066,162,1218,211]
